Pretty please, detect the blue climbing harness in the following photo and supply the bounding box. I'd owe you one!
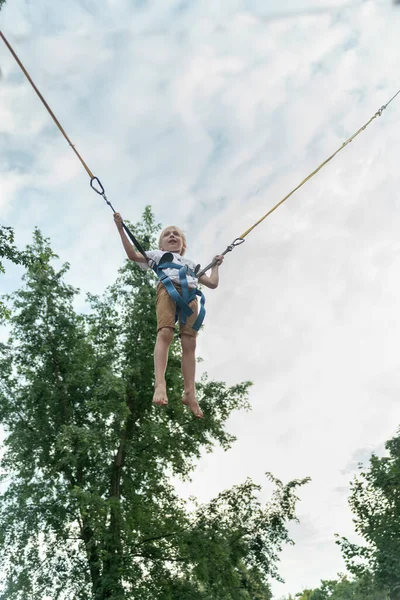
[153,256,206,332]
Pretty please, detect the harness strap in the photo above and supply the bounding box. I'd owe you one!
[154,261,206,331]
[193,288,206,331]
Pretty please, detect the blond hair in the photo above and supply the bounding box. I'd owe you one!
[158,226,187,256]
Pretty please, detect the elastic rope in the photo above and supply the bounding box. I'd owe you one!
[239,89,400,239]
[0,30,149,263]
[0,31,94,179]
[3,30,399,267]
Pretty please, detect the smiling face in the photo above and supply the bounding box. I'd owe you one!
[159,226,187,256]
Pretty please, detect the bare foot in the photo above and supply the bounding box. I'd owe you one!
[182,390,203,418]
[153,384,168,406]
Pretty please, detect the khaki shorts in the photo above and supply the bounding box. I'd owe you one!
[156,283,198,338]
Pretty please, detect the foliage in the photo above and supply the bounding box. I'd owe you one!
[337,430,400,600]
[0,208,308,599]
[0,225,30,319]
[280,573,388,600]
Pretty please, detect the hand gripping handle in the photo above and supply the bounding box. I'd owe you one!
[196,238,245,278]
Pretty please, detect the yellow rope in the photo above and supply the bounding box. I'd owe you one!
[0,30,95,180]
[239,90,400,240]
[2,29,399,244]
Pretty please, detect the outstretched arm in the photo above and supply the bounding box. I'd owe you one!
[198,255,224,289]
[114,213,147,263]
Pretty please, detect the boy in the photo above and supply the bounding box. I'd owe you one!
[114,213,224,418]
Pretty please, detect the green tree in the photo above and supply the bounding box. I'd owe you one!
[319,574,388,600]
[338,431,400,600]
[0,209,309,599]
[0,225,29,319]
[281,573,388,600]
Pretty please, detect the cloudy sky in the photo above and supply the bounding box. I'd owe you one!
[1,0,400,596]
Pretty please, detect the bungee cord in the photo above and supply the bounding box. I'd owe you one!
[1,30,399,277]
[0,30,148,262]
[197,88,400,276]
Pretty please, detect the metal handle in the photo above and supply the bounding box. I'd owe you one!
[90,176,117,212]
[196,238,245,278]
[90,176,105,195]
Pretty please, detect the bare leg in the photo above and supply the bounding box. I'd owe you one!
[181,334,203,418]
[153,327,174,406]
